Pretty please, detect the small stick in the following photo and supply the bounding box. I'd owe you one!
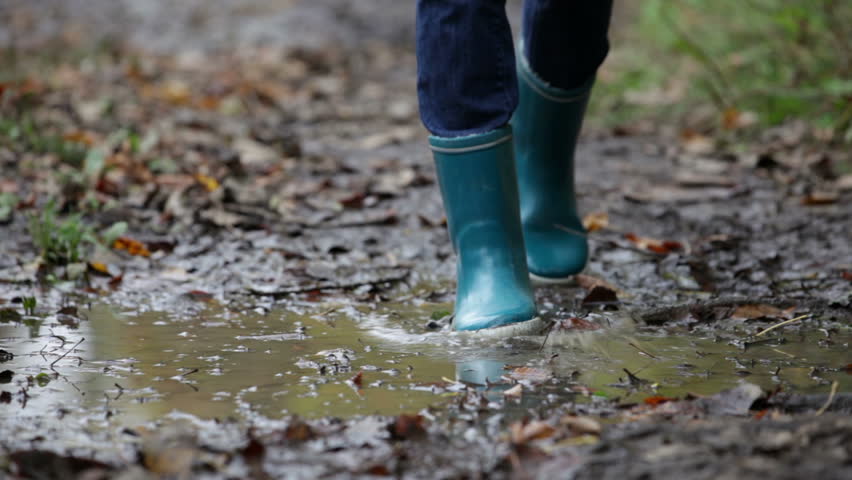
[815,381,839,416]
[755,314,810,337]
[51,338,84,368]
[628,342,659,359]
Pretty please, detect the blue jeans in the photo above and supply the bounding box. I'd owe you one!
[416,0,613,137]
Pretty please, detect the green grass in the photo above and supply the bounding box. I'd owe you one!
[27,200,96,266]
[591,0,852,143]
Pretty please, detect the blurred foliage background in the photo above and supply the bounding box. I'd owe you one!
[593,0,851,144]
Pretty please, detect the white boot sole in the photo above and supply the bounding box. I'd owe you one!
[529,272,577,286]
[454,316,547,338]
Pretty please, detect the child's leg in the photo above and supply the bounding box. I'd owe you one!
[416,0,517,138]
[522,0,613,89]
[513,1,614,282]
[416,0,540,334]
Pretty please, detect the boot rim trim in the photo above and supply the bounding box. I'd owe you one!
[429,134,512,154]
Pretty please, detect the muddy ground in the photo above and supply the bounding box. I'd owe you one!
[1,1,851,479]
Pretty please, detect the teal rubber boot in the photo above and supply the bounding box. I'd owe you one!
[512,50,593,283]
[430,126,541,335]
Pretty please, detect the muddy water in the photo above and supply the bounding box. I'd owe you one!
[1,302,849,425]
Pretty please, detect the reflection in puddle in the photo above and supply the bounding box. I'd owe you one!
[0,302,849,426]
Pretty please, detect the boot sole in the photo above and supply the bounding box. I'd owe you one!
[529,272,577,286]
[455,316,547,338]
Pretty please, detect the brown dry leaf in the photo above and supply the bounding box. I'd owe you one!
[284,420,315,442]
[113,236,151,257]
[504,366,553,384]
[582,211,609,232]
[581,286,619,308]
[510,420,556,445]
[62,131,97,147]
[680,129,715,155]
[559,415,601,435]
[836,175,852,192]
[389,414,426,440]
[802,192,838,205]
[722,108,758,130]
[643,395,678,406]
[625,233,684,254]
[731,304,793,320]
[575,274,617,292]
[88,261,111,276]
[195,173,220,192]
[674,172,736,188]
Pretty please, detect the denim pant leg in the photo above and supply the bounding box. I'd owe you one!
[522,0,614,90]
[416,0,517,138]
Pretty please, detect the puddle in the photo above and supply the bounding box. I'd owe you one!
[1,302,849,425]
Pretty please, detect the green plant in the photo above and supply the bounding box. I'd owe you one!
[22,296,37,315]
[27,200,96,266]
[591,0,852,141]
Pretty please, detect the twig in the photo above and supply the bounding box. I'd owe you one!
[755,314,810,337]
[628,342,658,359]
[51,337,84,368]
[815,381,839,416]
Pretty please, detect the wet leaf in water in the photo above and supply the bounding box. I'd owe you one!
[350,371,364,388]
[698,382,763,416]
[0,349,13,362]
[0,391,10,403]
[554,317,602,331]
[182,290,215,303]
[0,370,13,383]
[505,367,553,384]
[730,304,794,320]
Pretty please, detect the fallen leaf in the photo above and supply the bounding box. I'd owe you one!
[581,286,619,308]
[625,233,683,254]
[582,211,609,232]
[680,129,715,154]
[697,382,763,415]
[510,420,556,445]
[284,420,315,442]
[113,237,151,257]
[559,415,601,435]
[503,384,523,398]
[802,192,837,205]
[388,414,426,440]
[575,274,617,292]
[644,395,678,406]
[88,261,111,276]
[350,371,363,388]
[195,173,220,192]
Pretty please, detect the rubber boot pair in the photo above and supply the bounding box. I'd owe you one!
[430,54,592,333]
